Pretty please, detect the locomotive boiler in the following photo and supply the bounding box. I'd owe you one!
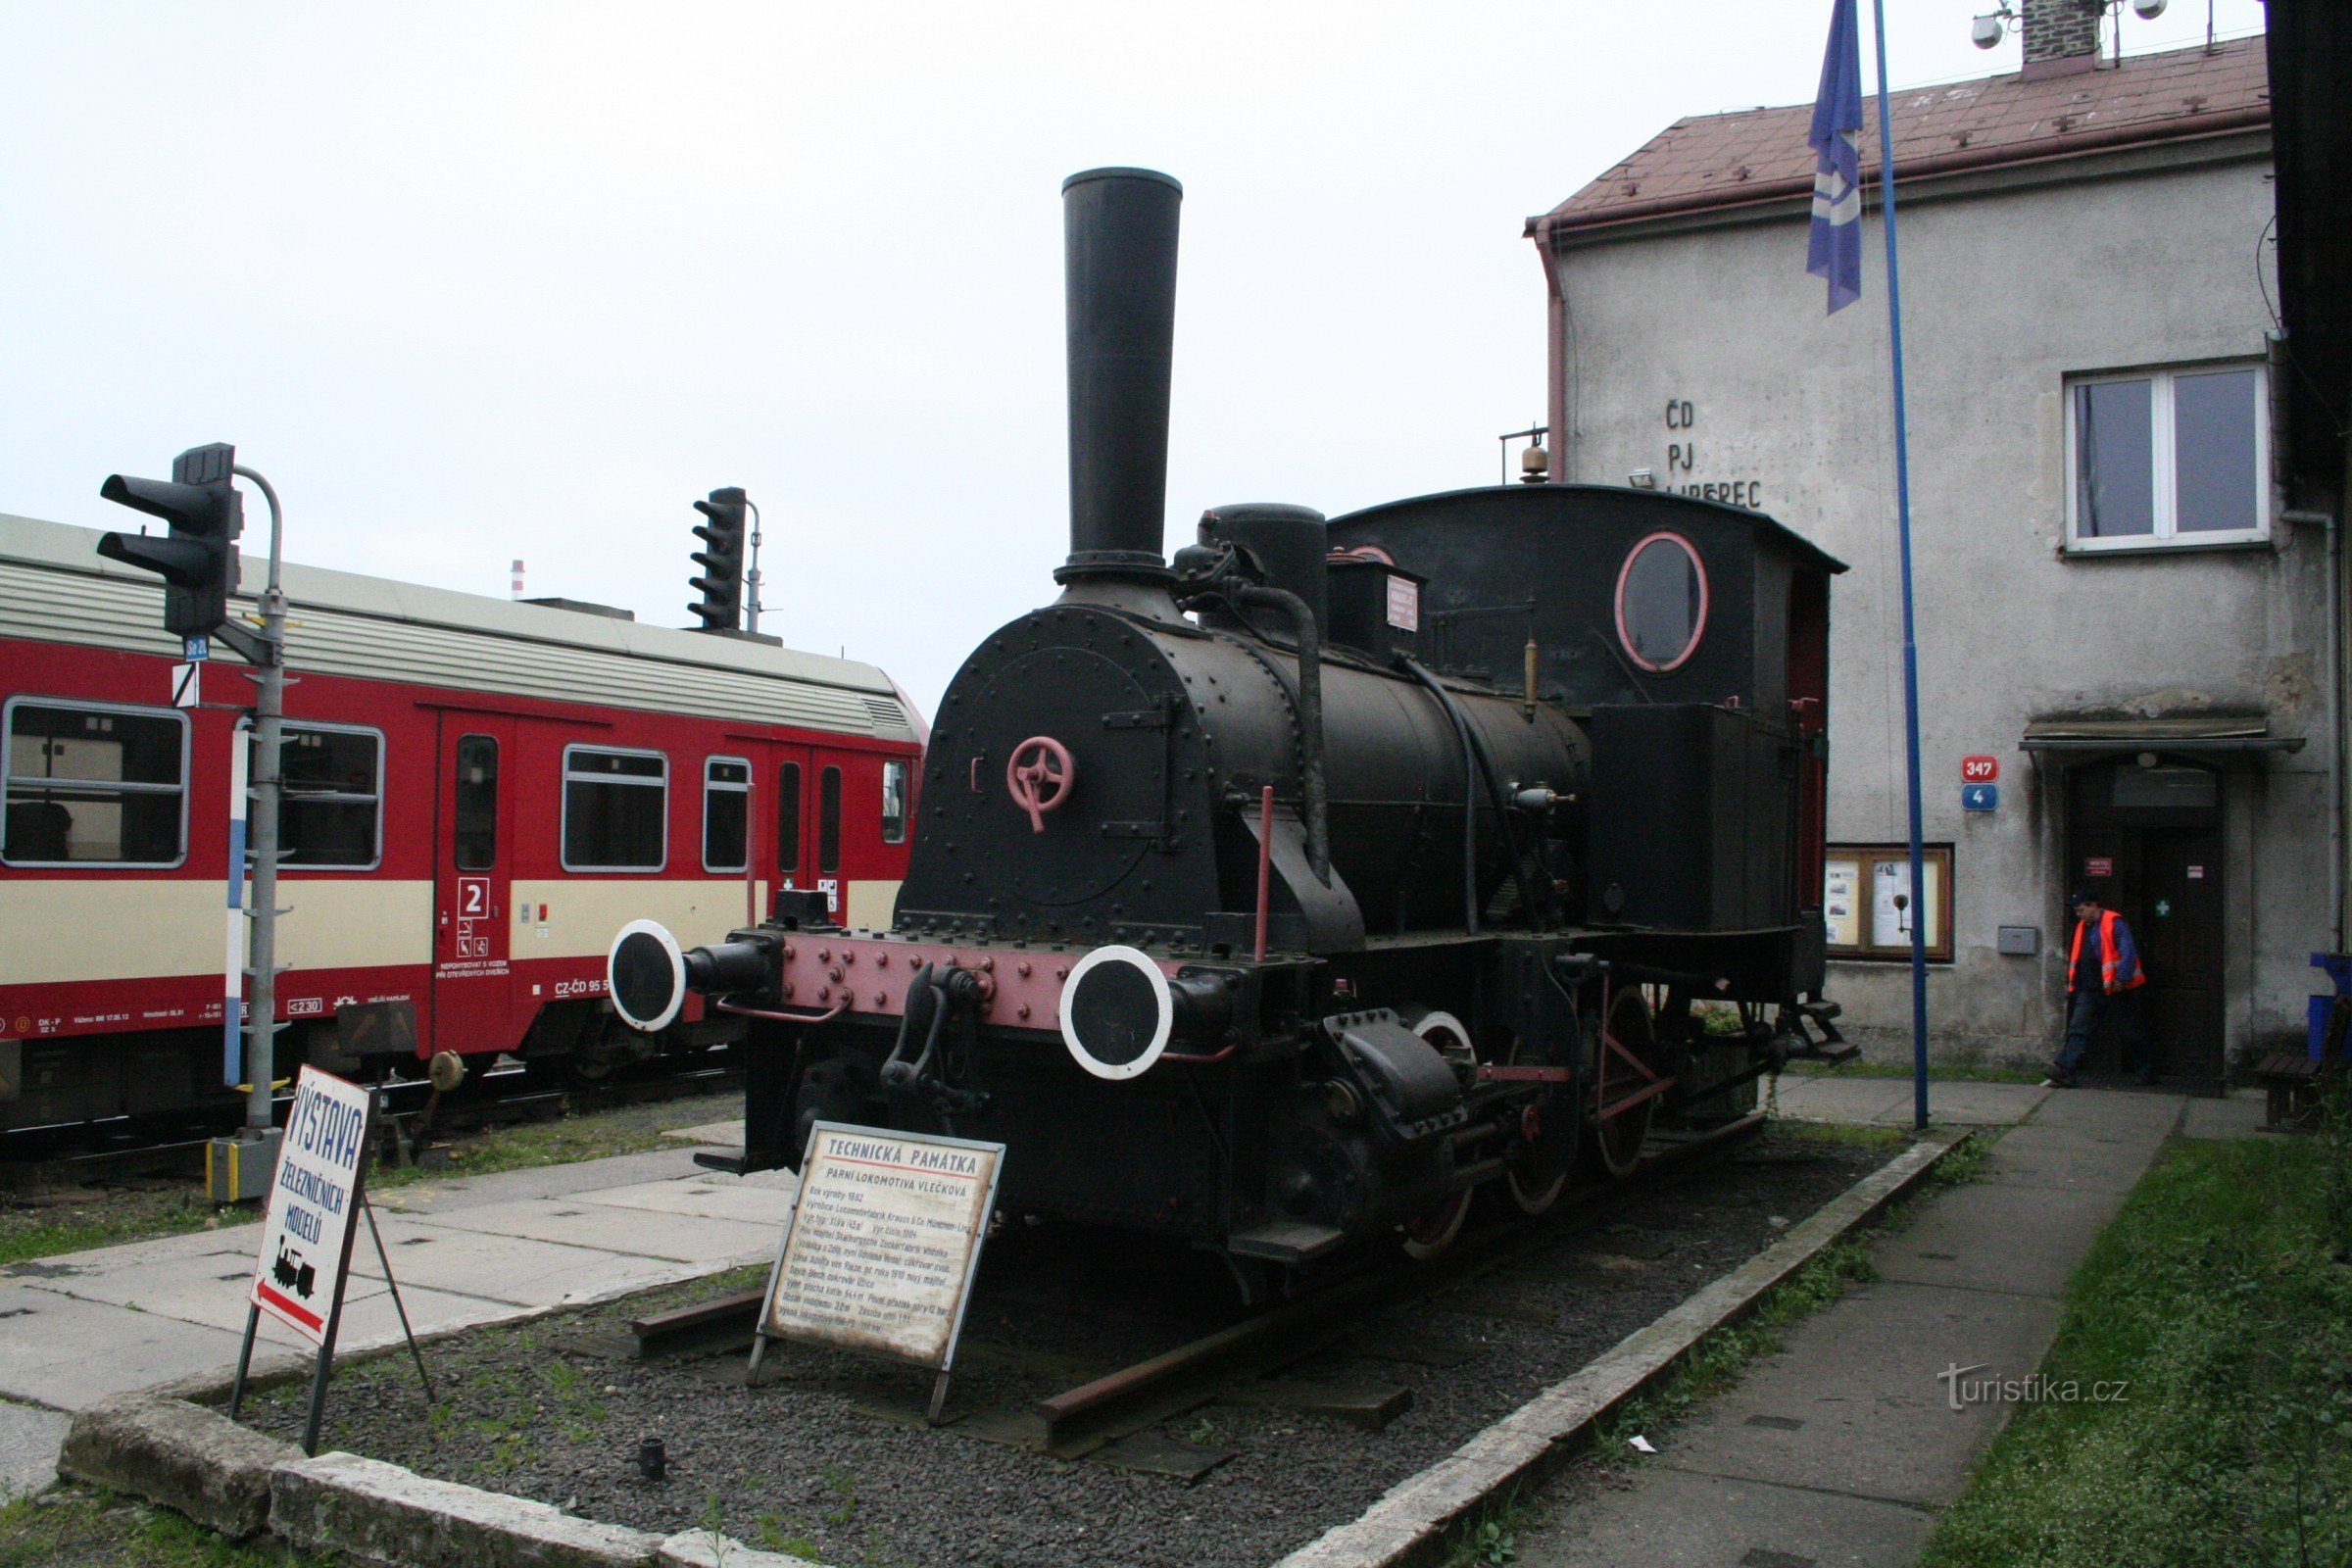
[607,168,1849,1276]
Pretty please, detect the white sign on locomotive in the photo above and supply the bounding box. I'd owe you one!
[609,168,1851,1287]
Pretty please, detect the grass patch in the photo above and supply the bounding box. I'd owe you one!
[1762,1115,1911,1155]
[0,1193,222,1268]
[1920,1135,2352,1568]
[370,1088,740,1193]
[0,1483,337,1567]
[1436,1490,1534,1568]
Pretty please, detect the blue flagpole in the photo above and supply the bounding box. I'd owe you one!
[1868,0,1930,1132]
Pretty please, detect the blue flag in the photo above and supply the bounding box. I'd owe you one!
[1807,0,1864,313]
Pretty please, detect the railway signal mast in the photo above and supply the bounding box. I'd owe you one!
[98,443,291,1197]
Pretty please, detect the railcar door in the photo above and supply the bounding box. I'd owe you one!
[430,717,514,1054]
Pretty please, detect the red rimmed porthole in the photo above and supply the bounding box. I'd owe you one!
[1613,531,1709,673]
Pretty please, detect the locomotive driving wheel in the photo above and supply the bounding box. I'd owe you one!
[1397,1009,1476,1262]
[1503,1037,1575,1216]
[1586,985,1674,1181]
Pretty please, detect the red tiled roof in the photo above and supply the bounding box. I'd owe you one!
[1533,36,2269,238]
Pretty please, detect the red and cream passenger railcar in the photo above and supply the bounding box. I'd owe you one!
[0,514,923,1131]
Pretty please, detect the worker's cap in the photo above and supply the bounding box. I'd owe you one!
[2067,888,2101,907]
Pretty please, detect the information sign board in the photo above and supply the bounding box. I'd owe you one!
[250,1066,370,1344]
[1960,754,2000,783]
[1961,783,1998,812]
[751,1122,1004,1414]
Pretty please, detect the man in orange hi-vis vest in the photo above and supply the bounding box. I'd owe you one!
[2045,889,2153,1089]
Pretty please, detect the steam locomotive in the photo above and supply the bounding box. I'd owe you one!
[607,168,1849,1275]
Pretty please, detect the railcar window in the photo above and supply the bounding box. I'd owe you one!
[267,724,382,869]
[777,761,803,876]
[704,757,751,873]
[881,758,909,844]
[818,765,842,874]
[1614,532,1708,673]
[1,701,186,866]
[454,735,498,869]
[562,746,666,871]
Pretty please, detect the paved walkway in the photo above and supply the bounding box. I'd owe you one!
[0,1138,788,1503]
[1513,1085,2267,1568]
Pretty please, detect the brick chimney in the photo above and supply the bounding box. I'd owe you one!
[2022,0,2103,79]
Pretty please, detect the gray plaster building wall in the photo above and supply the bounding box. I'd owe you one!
[1543,130,2332,1069]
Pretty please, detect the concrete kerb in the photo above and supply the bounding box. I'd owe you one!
[57,1395,300,1539]
[265,1454,829,1568]
[1268,1126,1973,1568]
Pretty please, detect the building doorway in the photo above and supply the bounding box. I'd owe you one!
[2066,758,2225,1092]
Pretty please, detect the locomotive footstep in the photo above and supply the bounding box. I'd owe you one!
[1224,1375,1413,1432]
[1087,1431,1236,1482]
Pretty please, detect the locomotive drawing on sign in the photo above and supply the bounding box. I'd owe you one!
[607,168,1848,1275]
[0,513,921,1133]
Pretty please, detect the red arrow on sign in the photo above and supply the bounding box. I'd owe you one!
[1960,755,1999,783]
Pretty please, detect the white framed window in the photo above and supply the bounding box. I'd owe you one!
[1,697,188,867]
[258,720,384,870]
[703,756,751,873]
[2065,361,2269,552]
[562,745,667,872]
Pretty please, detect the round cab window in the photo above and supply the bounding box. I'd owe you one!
[1613,532,1709,672]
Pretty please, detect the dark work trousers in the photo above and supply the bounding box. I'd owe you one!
[2057,988,2155,1082]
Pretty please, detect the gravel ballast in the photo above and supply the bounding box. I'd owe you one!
[237,1122,1900,1568]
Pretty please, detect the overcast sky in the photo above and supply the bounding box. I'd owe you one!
[1,1,2265,713]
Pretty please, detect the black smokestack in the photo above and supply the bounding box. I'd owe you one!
[1057,168,1183,584]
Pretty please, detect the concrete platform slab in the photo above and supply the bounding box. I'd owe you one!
[1519,1466,1936,1568]
[1910,1080,2049,1125]
[409,1198,776,1264]
[2027,1087,2184,1134]
[570,1176,796,1228]
[1981,1122,2171,1196]
[1772,1076,2046,1127]
[1772,1078,1911,1125]
[0,1284,253,1412]
[2180,1089,2269,1141]
[367,1147,707,1217]
[0,1397,70,1501]
[343,1218,708,1307]
[26,1250,499,1349]
[1873,1180,2126,1298]
[1654,1279,2058,1508]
